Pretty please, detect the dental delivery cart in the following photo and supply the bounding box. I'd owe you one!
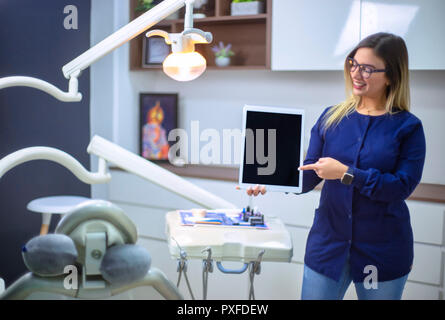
[165,208,293,300]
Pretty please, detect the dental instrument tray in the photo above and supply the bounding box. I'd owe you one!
[165,209,293,263]
[179,209,267,228]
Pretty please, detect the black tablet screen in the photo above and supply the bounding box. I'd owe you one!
[242,111,302,187]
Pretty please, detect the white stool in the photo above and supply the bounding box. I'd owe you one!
[27,196,90,235]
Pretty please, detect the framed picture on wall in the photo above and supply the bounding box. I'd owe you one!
[142,36,171,67]
[139,93,178,162]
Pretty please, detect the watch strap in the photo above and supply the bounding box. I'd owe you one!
[341,166,354,185]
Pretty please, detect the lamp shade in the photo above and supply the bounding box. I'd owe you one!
[163,51,206,81]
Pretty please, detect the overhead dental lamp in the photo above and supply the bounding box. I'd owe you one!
[0,0,213,102]
[146,13,212,81]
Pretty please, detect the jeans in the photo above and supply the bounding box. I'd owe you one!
[301,260,409,300]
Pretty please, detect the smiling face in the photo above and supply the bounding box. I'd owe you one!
[350,47,390,102]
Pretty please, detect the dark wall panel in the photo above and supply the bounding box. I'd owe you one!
[0,0,91,286]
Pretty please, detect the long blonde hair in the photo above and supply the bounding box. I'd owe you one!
[322,32,411,131]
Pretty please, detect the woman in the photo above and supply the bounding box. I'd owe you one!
[247,32,426,300]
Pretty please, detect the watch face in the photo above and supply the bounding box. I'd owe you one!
[342,173,353,185]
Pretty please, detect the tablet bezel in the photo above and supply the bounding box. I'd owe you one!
[239,105,305,194]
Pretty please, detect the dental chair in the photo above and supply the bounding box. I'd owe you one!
[0,135,235,300]
[0,200,183,300]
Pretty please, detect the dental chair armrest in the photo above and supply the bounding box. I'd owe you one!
[109,267,183,300]
[0,273,77,300]
[1,269,182,300]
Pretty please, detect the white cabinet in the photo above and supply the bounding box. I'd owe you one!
[272,0,361,70]
[361,0,445,70]
[272,0,445,70]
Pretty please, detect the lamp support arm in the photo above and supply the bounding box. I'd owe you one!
[0,72,82,102]
[0,146,111,184]
[87,135,236,210]
[0,135,236,210]
[62,0,187,79]
[0,0,190,102]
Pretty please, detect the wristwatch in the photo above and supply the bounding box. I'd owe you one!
[341,166,354,185]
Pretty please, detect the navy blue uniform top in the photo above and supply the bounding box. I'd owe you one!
[301,106,426,283]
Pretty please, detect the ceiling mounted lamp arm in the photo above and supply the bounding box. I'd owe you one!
[0,71,82,102]
[87,135,236,209]
[0,0,189,102]
[0,135,236,209]
[0,147,110,184]
[62,0,187,79]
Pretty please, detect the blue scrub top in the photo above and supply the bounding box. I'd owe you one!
[301,106,426,282]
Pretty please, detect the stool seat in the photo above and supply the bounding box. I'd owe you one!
[27,196,90,214]
[27,196,90,235]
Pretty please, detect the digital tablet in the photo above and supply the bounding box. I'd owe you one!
[239,105,305,193]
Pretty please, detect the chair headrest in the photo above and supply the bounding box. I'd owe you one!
[55,200,138,244]
[21,234,78,277]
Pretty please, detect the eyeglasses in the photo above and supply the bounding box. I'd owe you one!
[347,57,387,79]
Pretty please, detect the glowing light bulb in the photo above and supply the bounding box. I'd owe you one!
[163,51,206,82]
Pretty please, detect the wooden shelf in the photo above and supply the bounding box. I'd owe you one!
[163,13,268,25]
[110,164,445,204]
[131,65,267,71]
[207,65,267,70]
[129,0,272,70]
